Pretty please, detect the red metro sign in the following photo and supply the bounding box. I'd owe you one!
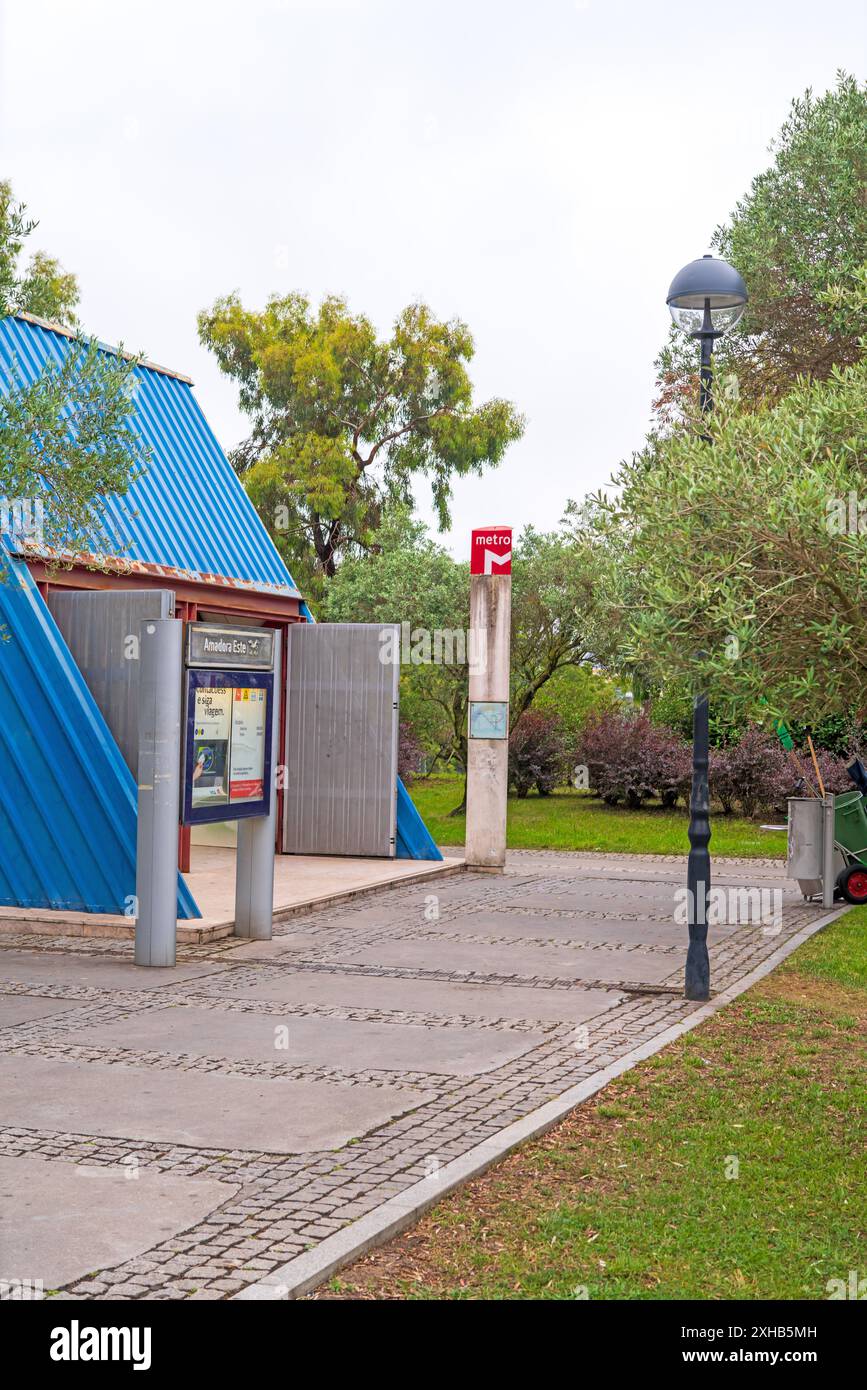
[470,526,512,576]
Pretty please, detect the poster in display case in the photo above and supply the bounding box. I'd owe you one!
[182,669,274,824]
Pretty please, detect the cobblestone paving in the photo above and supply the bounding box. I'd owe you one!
[0,850,827,1300]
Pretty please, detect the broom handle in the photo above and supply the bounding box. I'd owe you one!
[806,736,826,799]
[787,748,817,796]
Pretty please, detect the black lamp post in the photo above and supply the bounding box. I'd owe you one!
[666,254,748,1001]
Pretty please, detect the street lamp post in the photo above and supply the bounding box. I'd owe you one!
[666,254,748,1001]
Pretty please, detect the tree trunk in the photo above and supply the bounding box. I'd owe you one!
[448,776,467,816]
[448,731,468,815]
[310,514,341,578]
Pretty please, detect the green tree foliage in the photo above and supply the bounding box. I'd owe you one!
[534,664,618,751]
[655,73,867,421]
[321,507,469,771]
[1,347,147,553]
[197,292,524,581]
[601,354,867,724]
[0,181,80,324]
[510,524,604,719]
[647,679,747,747]
[1,180,147,558]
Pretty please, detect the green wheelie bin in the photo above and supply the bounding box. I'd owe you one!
[833,788,867,902]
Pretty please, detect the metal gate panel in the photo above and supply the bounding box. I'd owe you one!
[283,623,399,857]
[47,589,174,775]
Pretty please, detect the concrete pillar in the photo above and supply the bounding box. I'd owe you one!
[235,632,282,938]
[465,573,511,868]
[135,619,183,967]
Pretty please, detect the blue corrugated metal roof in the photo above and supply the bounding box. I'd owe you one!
[0,549,200,917]
[395,777,442,860]
[0,313,301,597]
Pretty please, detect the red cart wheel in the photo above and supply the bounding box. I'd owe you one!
[838,864,867,905]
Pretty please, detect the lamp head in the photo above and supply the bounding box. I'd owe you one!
[667,254,748,337]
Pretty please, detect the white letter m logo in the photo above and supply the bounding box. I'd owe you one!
[482,547,511,574]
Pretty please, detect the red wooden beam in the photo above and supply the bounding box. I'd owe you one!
[24,558,305,623]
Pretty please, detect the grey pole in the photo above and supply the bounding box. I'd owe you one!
[235,630,281,938]
[135,619,183,967]
[685,691,711,999]
[822,794,836,911]
[684,310,716,1002]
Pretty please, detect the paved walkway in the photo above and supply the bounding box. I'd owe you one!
[0,850,832,1299]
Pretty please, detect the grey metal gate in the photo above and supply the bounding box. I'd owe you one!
[47,589,175,774]
[282,623,399,857]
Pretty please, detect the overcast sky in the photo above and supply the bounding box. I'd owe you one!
[1,0,863,559]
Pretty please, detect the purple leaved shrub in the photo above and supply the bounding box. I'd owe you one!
[708,728,788,819]
[576,712,688,808]
[576,711,853,817]
[508,710,570,797]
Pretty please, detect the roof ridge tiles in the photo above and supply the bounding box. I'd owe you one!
[11,310,194,384]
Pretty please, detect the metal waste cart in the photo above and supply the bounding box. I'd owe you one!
[788,781,867,904]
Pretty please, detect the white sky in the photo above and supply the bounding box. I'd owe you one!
[1,0,863,561]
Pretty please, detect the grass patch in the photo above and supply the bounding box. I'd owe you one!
[411,774,786,858]
[316,909,866,1301]
[778,905,867,992]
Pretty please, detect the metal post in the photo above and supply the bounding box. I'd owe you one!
[685,309,716,1001]
[135,619,182,967]
[685,693,711,998]
[822,794,835,911]
[699,324,714,420]
[235,631,281,938]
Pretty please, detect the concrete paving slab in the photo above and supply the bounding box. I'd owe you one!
[308,904,436,928]
[228,932,333,962]
[500,889,681,913]
[503,886,799,915]
[506,865,684,883]
[229,932,323,961]
[334,939,679,984]
[224,936,334,963]
[210,969,621,1023]
[506,878,684,900]
[0,1055,436,1154]
[0,951,229,992]
[0,996,83,1027]
[499,853,789,885]
[428,912,742,946]
[0,1153,236,1289]
[62,1006,545,1076]
[384,879,502,908]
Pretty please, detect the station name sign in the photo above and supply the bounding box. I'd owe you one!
[186,624,275,671]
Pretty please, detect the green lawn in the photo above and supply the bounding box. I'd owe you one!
[320,908,867,1301]
[411,774,787,858]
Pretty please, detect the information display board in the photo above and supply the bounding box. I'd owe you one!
[182,669,274,824]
